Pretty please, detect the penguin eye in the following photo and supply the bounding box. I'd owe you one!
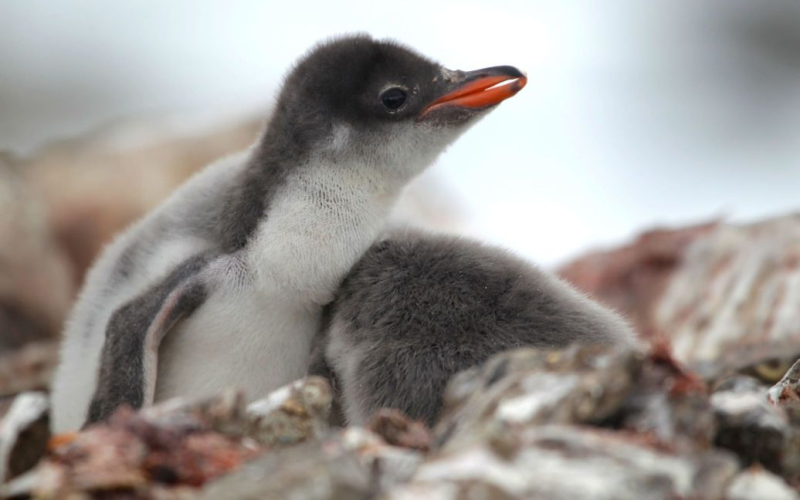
[381,88,408,110]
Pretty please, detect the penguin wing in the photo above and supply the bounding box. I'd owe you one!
[85,254,211,426]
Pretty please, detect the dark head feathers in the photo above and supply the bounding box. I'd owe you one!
[269,35,442,133]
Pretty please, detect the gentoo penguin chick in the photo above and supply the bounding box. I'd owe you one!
[317,230,638,427]
[50,35,528,432]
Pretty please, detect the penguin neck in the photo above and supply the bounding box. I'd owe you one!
[244,150,403,305]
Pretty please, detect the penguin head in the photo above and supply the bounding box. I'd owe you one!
[268,35,526,184]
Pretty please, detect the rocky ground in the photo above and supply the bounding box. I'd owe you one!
[1,119,800,498]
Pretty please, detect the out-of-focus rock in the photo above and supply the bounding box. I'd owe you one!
[0,341,59,400]
[1,379,341,498]
[615,342,716,452]
[702,341,800,387]
[726,466,800,500]
[3,391,262,499]
[390,424,739,500]
[769,357,800,409]
[0,392,49,482]
[366,409,432,453]
[202,425,427,499]
[558,221,717,337]
[246,376,332,447]
[199,438,372,500]
[340,427,424,491]
[561,215,800,375]
[711,376,799,477]
[0,160,75,348]
[657,215,800,366]
[135,388,248,437]
[436,345,642,447]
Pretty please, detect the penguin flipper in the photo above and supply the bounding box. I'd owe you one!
[85,255,211,426]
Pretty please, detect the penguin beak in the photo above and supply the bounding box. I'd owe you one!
[420,66,527,119]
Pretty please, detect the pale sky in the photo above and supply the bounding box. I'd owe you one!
[1,0,799,265]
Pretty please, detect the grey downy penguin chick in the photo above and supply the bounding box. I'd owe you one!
[50,34,528,432]
[316,229,639,427]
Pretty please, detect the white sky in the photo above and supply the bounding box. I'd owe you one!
[1,0,799,265]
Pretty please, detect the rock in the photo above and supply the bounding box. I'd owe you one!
[615,342,716,452]
[0,392,49,482]
[0,341,59,400]
[1,379,339,498]
[0,160,75,349]
[657,215,800,366]
[199,438,372,500]
[711,376,799,477]
[340,427,424,491]
[246,376,333,447]
[769,357,800,410]
[136,388,249,437]
[726,466,800,500]
[390,424,739,500]
[201,425,428,499]
[702,341,800,386]
[560,215,800,378]
[4,392,262,499]
[435,345,642,447]
[366,409,433,453]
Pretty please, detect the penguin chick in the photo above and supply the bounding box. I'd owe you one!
[319,229,639,427]
[50,34,527,432]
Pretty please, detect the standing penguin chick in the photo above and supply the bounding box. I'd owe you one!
[51,35,528,432]
[318,230,639,427]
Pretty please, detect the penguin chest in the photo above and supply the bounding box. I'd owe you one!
[154,289,319,403]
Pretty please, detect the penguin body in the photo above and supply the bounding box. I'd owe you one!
[51,35,528,432]
[317,229,638,427]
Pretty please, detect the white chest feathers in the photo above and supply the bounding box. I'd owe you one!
[157,160,402,403]
[246,161,400,303]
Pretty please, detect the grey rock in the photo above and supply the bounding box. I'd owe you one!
[0,342,59,400]
[711,376,797,476]
[200,425,425,499]
[340,427,423,491]
[769,357,800,410]
[435,345,642,448]
[246,376,332,447]
[617,345,717,452]
[656,215,800,365]
[200,438,372,500]
[0,159,75,350]
[2,390,261,498]
[390,424,739,500]
[726,467,799,500]
[365,409,432,453]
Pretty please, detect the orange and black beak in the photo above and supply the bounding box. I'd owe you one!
[420,65,527,120]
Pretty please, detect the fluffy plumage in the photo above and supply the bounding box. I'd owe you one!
[316,229,639,427]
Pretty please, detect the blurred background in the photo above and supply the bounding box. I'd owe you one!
[3,2,800,488]
[1,0,799,268]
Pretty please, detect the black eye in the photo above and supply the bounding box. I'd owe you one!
[381,88,408,110]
